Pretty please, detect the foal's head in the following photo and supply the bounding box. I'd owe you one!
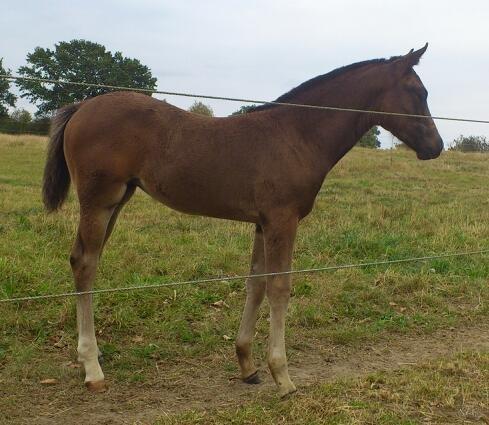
[378,44,443,160]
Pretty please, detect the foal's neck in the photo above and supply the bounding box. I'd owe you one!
[275,64,385,172]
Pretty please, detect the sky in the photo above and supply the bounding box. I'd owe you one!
[1,0,488,148]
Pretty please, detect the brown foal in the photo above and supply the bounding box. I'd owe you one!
[43,44,443,397]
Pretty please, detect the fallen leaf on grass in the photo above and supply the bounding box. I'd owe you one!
[54,339,68,348]
[40,379,58,385]
[211,300,229,309]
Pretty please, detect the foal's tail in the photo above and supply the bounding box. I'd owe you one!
[42,103,82,212]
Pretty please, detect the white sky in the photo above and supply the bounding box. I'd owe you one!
[1,0,488,147]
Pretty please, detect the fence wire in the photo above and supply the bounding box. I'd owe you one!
[1,74,489,124]
[1,248,488,304]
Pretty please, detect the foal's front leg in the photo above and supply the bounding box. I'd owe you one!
[263,216,298,397]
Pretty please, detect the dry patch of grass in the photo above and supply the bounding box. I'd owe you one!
[159,352,489,424]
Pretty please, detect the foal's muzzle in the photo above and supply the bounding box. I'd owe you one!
[416,137,444,160]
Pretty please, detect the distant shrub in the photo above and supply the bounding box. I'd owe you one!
[357,126,380,149]
[449,135,489,153]
[188,101,214,117]
[230,105,259,115]
[0,112,49,135]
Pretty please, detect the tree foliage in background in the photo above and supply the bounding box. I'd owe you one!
[16,40,157,117]
[10,108,32,124]
[230,104,258,115]
[0,58,16,117]
[449,135,489,153]
[188,101,213,117]
[357,126,381,148]
[0,107,49,135]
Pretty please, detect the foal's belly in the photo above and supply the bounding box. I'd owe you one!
[137,172,261,223]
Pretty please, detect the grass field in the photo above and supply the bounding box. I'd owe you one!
[0,134,488,424]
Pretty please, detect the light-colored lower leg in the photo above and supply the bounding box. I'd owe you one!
[267,279,296,397]
[236,227,266,381]
[77,292,105,390]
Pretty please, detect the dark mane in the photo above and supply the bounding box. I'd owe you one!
[250,56,401,112]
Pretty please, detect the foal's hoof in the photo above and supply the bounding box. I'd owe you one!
[243,371,261,385]
[279,385,297,399]
[85,380,107,393]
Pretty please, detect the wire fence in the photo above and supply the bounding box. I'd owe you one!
[1,248,488,304]
[1,74,489,124]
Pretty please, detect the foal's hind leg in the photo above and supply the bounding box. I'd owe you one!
[236,225,266,383]
[70,183,130,391]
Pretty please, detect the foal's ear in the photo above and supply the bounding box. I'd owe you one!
[406,43,428,66]
[394,43,428,74]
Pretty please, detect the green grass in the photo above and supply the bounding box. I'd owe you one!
[0,134,488,422]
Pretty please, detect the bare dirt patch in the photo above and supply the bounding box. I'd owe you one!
[2,324,488,425]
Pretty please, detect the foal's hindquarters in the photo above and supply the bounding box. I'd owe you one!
[64,111,143,391]
[68,175,136,392]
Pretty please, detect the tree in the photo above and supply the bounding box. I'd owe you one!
[449,135,489,153]
[0,109,34,134]
[0,58,16,117]
[357,126,381,148]
[188,101,213,117]
[10,108,32,124]
[16,40,157,116]
[231,104,259,115]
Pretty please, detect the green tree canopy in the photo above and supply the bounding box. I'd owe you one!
[449,135,489,153]
[230,104,259,115]
[10,108,32,124]
[17,40,157,117]
[357,126,381,149]
[188,101,213,117]
[0,58,16,117]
